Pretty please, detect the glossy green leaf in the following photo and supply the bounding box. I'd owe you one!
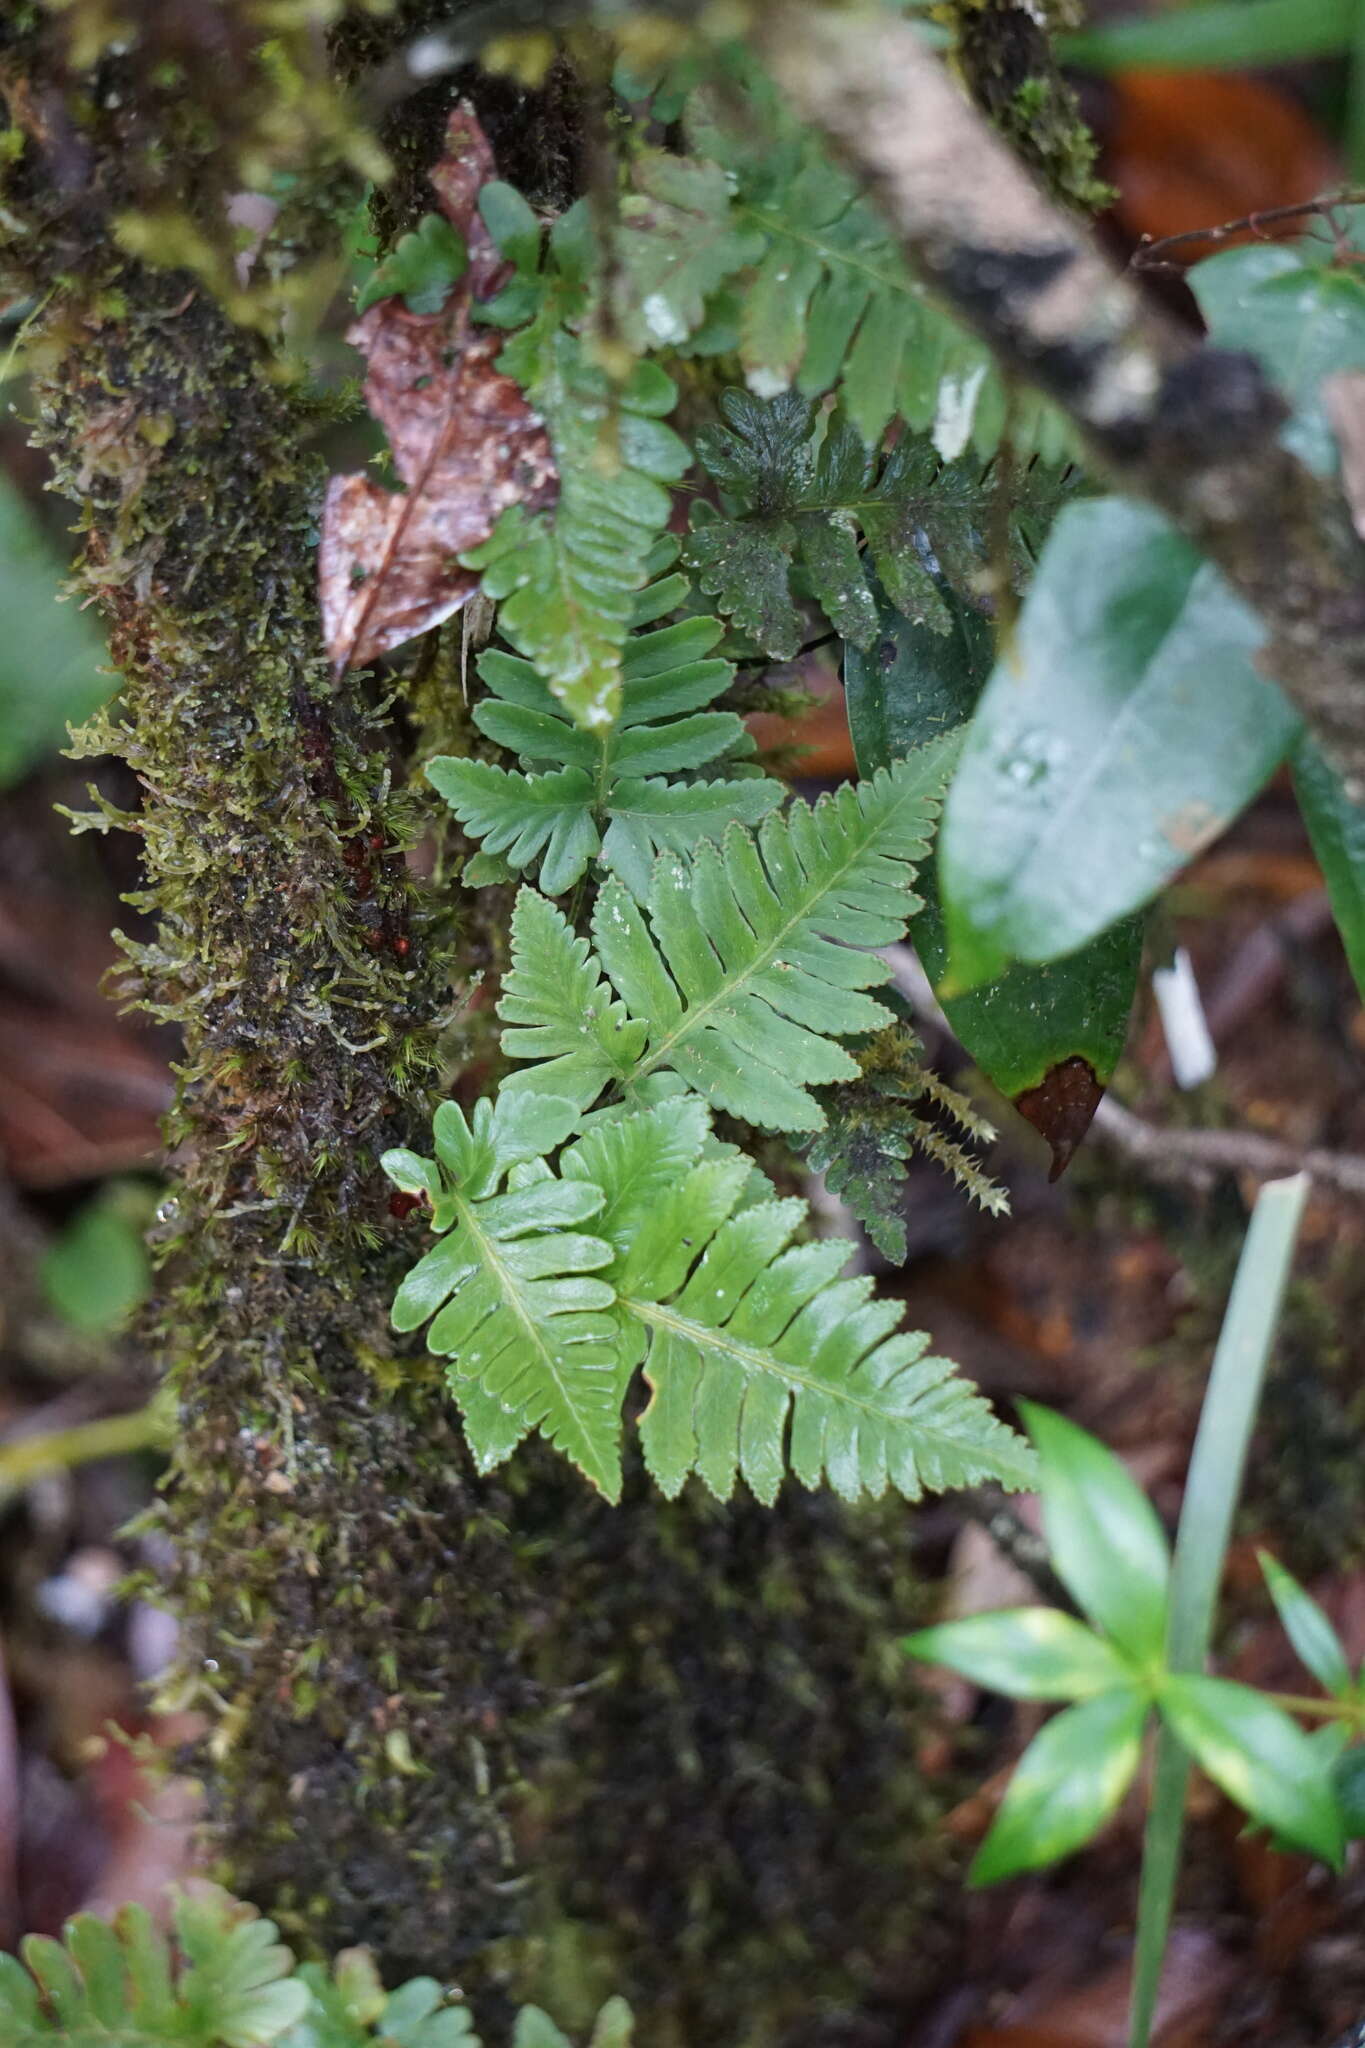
[846,585,1139,1174]
[1020,1401,1171,1664]
[1061,0,1350,71]
[844,579,991,773]
[1258,1550,1353,1699]
[1292,733,1365,1001]
[903,1607,1134,1700]
[970,1689,1148,1885]
[915,867,1141,1175]
[1158,1673,1345,1866]
[1190,241,1365,474]
[938,499,1299,991]
[1331,1743,1365,1837]
[0,471,111,789]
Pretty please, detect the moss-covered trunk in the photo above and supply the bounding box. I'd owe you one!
[1,13,949,2042]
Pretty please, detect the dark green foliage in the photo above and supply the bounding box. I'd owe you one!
[356,213,468,314]
[683,392,1068,658]
[806,1023,1007,1263]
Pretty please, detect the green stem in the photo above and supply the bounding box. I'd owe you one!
[0,1397,171,1491]
[1127,1172,1309,2048]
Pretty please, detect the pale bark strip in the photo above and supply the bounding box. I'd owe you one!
[765,7,1365,792]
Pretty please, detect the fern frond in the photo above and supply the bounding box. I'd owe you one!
[461,190,690,731]
[496,889,649,1110]
[616,151,764,351]
[683,390,1072,658]
[0,1880,623,2048]
[645,59,1073,459]
[0,1888,312,2048]
[805,1023,1008,1263]
[382,1089,624,1494]
[563,1098,1033,1504]
[428,584,785,896]
[503,745,955,1133]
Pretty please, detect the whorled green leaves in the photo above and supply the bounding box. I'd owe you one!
[386,1091,1033,1506]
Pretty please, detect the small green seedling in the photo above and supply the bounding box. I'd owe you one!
[905,1403,1345,1885]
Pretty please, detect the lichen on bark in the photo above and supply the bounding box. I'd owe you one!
[1,11,953,2041]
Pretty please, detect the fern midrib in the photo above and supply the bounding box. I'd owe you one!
[735,202,917,303]
[626,1296,893,1423]
[629,793,911,1082]
[452,1185,609,1470]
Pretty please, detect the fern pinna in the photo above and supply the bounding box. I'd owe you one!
[0,1882,627,2048]
[332,91,1036,1511]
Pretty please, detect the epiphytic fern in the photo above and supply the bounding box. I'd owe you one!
[578,1097,1034,1503]
[387,1089,1033,1503]
[0,1882,623,2048]
[611,49,1072,460]
[382,1089,623,1493]
[684,391,1072,658]
[499,744,956,1132]
[427,565,784,897]
[463,192,688,730]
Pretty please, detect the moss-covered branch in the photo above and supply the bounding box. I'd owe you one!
[0,12,954,2039]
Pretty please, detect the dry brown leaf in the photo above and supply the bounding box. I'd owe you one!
[319,104,557,671]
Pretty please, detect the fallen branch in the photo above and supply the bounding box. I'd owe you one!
[764,8,1365,793]
[1092,1095,1365,1200]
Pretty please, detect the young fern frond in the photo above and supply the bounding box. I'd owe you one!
[428,571,785,896]
[386,1091,1035,1504]
[683,391,1072,658]
[461,191,689,730]
[0,1888,313,2048]
[382,1090,624,1495]
[500,745,957,1132]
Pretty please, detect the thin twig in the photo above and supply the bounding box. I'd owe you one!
[1131,189,1365,273]
[1091,1096,1365,1201]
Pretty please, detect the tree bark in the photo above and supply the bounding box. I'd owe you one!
[0,13,949,2040]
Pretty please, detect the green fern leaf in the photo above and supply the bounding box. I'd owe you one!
[0,1890,311,2048]
[804,1023,1007,1262]
[565,1097,1032,1503]
[615,152,764,351]
[677,63,1073,459]
[463,329,688,733]
[427,593,784,896]
[382,1089,625,1495]
[591,747,955,1130]
[683,390,1071,658]
[283,1954,478,2048]
[498,750,954,1130]
[498,889,650,1110]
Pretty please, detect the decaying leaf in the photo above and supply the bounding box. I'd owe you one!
[320,105,558,672]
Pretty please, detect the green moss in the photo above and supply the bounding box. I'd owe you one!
[950,0,1111,214]
[5,14,958,2040]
